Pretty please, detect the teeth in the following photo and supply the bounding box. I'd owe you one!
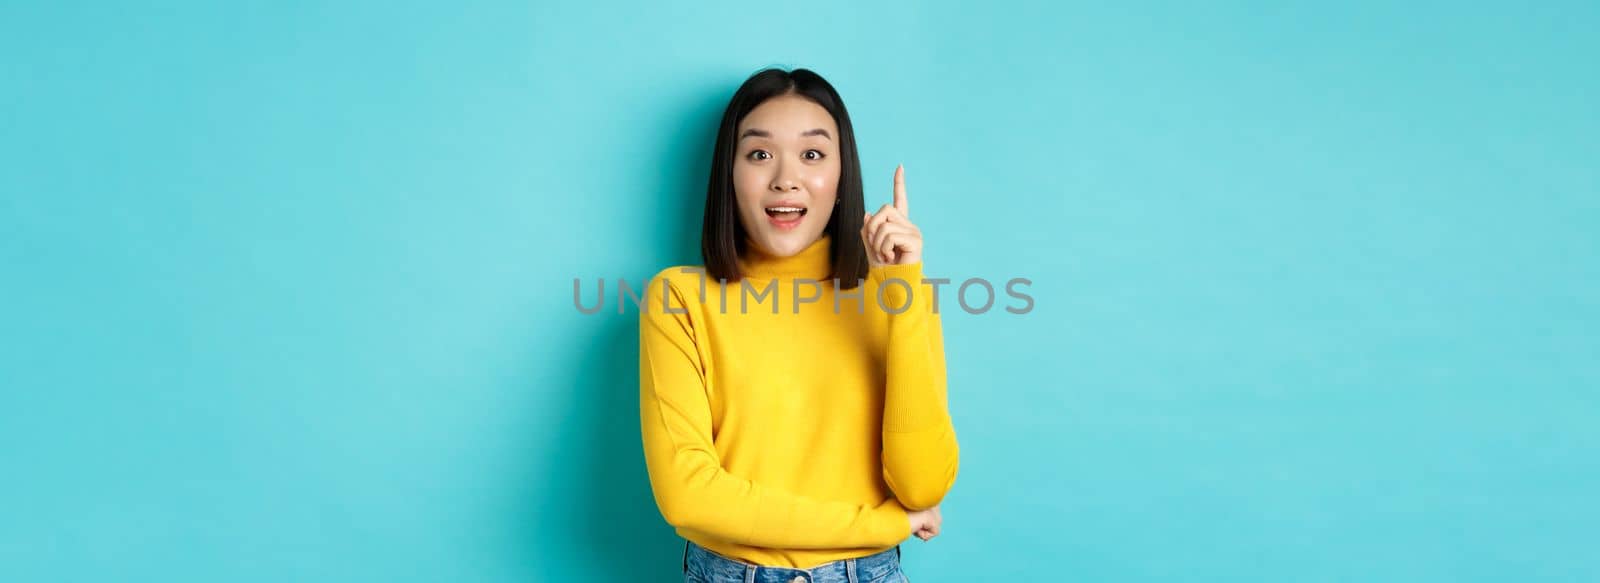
[767,207,805,212]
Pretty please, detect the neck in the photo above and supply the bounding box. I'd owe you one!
[741,233,833,280]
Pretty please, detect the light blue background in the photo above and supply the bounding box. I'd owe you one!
[3,1,1596,581]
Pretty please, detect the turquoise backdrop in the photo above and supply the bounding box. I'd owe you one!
[3,1,1596,581]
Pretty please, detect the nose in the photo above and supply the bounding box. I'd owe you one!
[770,162,801,192]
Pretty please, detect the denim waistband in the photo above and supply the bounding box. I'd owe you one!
[683,540,902,583]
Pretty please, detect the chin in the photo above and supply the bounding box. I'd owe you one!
[753,229,818,256]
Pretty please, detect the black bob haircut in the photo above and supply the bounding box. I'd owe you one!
[700,67,870,289]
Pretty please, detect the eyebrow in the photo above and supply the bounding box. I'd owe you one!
[739,128,832,141]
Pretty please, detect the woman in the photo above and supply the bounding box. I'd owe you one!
[640,67,959,583]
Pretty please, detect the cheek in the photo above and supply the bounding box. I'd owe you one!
[732,163,766,214]
[803,162,841,197]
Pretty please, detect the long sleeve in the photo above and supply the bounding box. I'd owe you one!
[870,261,960,510]
[638,272,910,549]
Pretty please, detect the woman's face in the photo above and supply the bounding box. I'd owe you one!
[733,94,841,258]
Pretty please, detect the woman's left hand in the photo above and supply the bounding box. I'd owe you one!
[861,164,923,267]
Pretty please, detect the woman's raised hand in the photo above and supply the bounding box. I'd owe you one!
[861,165,923,267]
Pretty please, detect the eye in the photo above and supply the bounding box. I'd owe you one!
[746,150,772,161]
[803,149,826,161]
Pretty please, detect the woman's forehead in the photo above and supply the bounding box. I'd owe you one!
[739,96,837,137]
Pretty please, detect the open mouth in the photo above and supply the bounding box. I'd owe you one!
[764,205,808,222]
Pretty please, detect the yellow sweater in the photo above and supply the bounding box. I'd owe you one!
[638,233,959,568]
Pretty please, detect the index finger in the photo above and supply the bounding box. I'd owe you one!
[893,164,909,216]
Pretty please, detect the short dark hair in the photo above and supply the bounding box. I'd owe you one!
[700,67,869,288]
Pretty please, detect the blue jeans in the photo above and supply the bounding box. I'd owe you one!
[682,540,909,583]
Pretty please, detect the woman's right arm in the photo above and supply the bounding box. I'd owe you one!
[639,270,910,549]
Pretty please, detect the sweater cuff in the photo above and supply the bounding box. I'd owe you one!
[868,262,927,312]
[868,261,924,284]
[867,498,911,546]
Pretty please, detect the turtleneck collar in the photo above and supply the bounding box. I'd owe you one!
[741,233,833,280]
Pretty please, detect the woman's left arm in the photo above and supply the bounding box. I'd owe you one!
[862,165,960,511]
